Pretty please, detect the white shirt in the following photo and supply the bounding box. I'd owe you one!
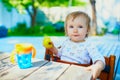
[57,38,105,64]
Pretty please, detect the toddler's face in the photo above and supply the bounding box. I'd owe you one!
[66,16,88,42]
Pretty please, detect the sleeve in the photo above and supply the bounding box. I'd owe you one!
[56,39,67,57]
[86,42,105,67]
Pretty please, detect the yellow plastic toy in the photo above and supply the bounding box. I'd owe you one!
[10,50,16,64]
[10,43,36,69]
[43,37,53,48]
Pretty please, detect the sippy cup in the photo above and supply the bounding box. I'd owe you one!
[10,43,36,69]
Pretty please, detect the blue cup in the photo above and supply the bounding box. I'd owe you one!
[16,53,32,69]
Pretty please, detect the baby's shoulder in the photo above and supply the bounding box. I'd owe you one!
[59,38,70,46]
[84,40,97,48]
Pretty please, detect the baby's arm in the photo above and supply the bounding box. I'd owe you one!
[86,42,105,79]
[43,37,58,55]
[92,60,105,80]
[86,60,105,80]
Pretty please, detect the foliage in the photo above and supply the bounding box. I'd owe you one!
[1,0,38,27]
[27,26,40,35]
[38,0,68,7]
[72,0,87,6]
[112,29,120,35]
[35,9,51,26]
[8,23,27,35]
[53,21,64,32]
[1,0,30,12]
[102,27,108,34]
[42,25,56,33]
[1,0,87,27]
[8,22,64,36]
[97,27,108,36]
[112,21,120,35]
[0,25,8,37]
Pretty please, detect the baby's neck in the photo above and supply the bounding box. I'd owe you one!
[70,39,85,43]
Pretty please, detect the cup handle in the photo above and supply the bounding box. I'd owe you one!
[10,49,16,64]
[32,47,36,58]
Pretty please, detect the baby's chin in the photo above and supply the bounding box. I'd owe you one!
[70,38,85,42]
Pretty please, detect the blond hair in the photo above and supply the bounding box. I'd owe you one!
[64,11,91,37]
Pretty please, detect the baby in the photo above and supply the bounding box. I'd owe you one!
[46,11,105,80]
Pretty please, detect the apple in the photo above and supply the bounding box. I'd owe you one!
[43,37,53,48]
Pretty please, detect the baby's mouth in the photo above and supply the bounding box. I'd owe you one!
[73,35,79,37]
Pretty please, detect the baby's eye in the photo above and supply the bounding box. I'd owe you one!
[69,26,74,28]
[78,26,83,28]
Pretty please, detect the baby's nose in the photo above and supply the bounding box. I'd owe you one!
[73,28,78,32]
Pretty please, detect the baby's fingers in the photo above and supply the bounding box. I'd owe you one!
[85,65,93,71]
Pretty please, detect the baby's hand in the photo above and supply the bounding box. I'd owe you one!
[86,65,101,80]
[43,36,58,56]
[43,37,53,48]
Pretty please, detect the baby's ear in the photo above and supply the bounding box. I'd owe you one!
[87,26,90,33]
[87,30,90,35]
[86,30,90,37]
[87,26,90,32]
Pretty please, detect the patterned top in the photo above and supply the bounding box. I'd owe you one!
[57,38,105,64]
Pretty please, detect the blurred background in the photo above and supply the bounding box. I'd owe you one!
[0,0,120,37]
[0,0,120,79]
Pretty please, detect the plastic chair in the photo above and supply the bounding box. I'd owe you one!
[45,49,116,80]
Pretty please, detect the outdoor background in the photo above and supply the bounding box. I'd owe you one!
[0,0,120,80]
[0,0,120,36]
